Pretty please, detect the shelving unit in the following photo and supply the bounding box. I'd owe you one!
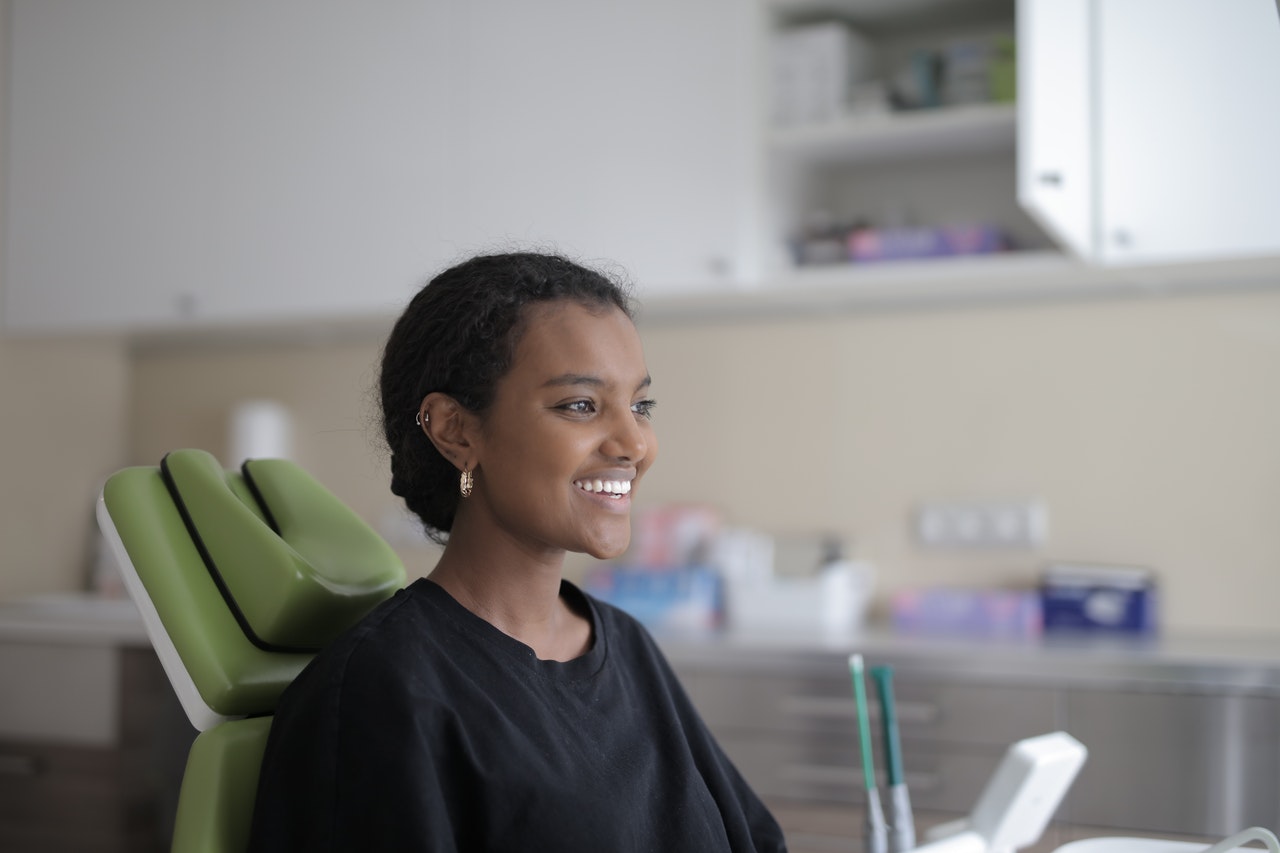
[760,0,1045,290]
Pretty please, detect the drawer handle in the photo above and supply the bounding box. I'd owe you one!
[780,696,940,725]
[779,764,941,793]
[779,696,857,720]
[902,770,941,792]
[0,753,43,777]
[894,702,941,725]
[780,764,861,786]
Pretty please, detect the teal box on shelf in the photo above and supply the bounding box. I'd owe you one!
[1040,563,1157,635]
[583,565,723,635]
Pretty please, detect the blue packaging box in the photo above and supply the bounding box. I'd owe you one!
[1040,564,1157,634]
[583,565,723,635]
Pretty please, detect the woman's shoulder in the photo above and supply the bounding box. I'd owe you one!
[334,578,440,654]
[278,579,452,704]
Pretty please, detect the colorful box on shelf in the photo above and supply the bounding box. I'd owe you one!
[583,565,723,635]
[848,224,1008,262]
[1040,564,1158,635]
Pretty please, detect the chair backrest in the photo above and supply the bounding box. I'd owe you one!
[97,449,406,853]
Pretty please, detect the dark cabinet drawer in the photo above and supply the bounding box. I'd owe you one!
[1065,690,1280,837]
[717,731,1008,815]
[685,668,1060,746]
[676,652,1280,840]
[0,647,190,853]
[0,740,161,853]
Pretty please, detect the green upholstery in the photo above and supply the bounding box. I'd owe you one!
[96,448,406,853]
[163,450,402,651]
[171,716,274,853]
[101,449,404,720]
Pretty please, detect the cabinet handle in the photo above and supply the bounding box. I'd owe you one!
[780,763,861,787]
[707,255,733,277]
[0,753,43,777]
[902,770,942,792]
[894,701,941,725]
[778,764,942,793]
[780,696,940,725]
[1038,171,1063,186]
[780,695,857,720]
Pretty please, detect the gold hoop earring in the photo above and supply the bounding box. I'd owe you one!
[459,468,474,498]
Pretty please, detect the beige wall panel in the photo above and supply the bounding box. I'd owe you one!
[121,287,1280,634]
[0,338,131,596]
[640,289,1280,635]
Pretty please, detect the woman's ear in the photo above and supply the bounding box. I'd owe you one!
[418,392,479,472]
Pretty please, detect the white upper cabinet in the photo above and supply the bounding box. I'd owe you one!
[11,0,1278,334]
[4,0,457,333]
[444,0,760,299]
[3,0,760,332]
[1018,0,1280,266]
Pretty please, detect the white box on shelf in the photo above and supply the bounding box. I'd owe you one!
[772,22,873,127]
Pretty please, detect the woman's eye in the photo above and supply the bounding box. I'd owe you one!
[560,400,596,415]
[632,399,657,419]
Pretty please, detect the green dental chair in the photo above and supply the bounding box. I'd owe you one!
[96,449,406,853]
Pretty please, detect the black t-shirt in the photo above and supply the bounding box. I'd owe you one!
[247,578,787,852]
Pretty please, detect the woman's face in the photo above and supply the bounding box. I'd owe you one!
[469,300,657,561]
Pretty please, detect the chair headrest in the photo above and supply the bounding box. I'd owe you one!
[99,449,406,727]
[161,449,403,650]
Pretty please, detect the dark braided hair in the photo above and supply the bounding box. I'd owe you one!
[379,252,634,544]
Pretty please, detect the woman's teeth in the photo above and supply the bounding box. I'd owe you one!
[574,478,632,497]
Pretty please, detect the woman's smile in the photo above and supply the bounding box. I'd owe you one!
[573,478,633,497]
[572,477,634,512]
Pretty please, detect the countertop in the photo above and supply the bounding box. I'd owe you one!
[7,592,1280,696]
[0,593,150,646]
[658,626,1280,695]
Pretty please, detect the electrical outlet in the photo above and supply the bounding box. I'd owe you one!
[914,500,1048,549]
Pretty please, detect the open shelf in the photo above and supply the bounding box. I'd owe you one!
[769,0,1014,33]
[770,101,1016,166]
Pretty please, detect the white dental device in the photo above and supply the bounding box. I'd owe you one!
[913,731,1089,853]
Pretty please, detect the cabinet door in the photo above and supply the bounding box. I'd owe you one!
[448,0,758,298]
[1066,689,1280,836]
[4,0,455,333]
[1019,0,1280,267]
[1016,0,1095,260]
[1095,0,1280,265]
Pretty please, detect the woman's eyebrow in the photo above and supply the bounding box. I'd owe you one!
[542,373,603,389]
[542,373,652,391]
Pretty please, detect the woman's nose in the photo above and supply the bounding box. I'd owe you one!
[603,408,648,462]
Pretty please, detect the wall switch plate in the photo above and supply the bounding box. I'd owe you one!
[914,500,1048,549]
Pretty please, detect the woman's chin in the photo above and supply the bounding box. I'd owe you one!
[580,531,631,562]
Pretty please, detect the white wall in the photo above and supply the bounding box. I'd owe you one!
[0,5,133,597]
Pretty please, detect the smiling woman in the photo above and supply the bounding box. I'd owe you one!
[247,252,786,852]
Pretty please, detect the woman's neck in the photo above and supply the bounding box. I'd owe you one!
[427,521,590,662]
